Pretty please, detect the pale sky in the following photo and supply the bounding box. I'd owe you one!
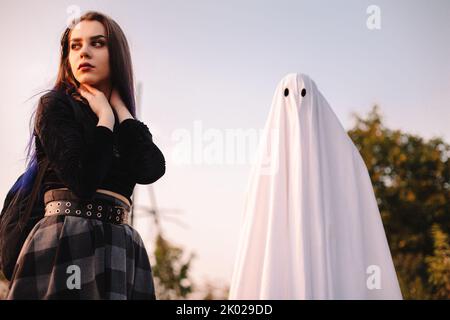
[1,0,449,295]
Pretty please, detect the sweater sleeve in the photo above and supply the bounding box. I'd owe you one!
[35,92,114,199]
[116,118,166,184]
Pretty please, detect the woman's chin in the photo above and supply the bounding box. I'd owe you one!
[78,77,98,86]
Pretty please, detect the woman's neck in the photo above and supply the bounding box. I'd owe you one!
[93,81,112,100]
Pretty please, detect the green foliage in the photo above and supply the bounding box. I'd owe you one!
[425,224,450,298]
[152,232,195,299]
[348,106,450,299]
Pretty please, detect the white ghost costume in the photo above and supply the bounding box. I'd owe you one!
[229,73,402,300]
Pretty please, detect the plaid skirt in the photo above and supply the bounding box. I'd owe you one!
[6,190,156,300]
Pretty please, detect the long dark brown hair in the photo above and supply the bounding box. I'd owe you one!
[11,11,137,227]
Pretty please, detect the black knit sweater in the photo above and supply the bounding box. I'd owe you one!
[34,89,165,205]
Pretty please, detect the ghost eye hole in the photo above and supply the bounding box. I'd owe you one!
[284,88,289,97]
[301,88,306,97]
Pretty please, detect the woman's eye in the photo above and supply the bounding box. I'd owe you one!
[93,41,104,47]
[70,41,104,50]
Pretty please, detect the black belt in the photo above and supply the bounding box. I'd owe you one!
[44,189,130,225]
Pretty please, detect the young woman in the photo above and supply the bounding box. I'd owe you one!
[6,11,165,299]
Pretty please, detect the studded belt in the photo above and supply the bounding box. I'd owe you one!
[44,189,131,225]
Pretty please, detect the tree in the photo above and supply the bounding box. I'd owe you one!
[152,232,195,299]
[348,106,450,299]
[425,224,450,299]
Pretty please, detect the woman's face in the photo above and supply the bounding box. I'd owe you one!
[68,20,110,87]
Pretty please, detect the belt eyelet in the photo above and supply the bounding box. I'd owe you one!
[55,209,60,213]
[86,211,92,216]
[65,209,70,214]
[97,213,102,218]
[66,202,71,207]
[57,202,61,206]
[98,205,102,211]
[87,204,93,209]
[76,210,81,215]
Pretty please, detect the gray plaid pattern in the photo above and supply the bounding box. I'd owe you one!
[6,214,156,300]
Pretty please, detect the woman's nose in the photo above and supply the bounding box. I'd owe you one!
[79,45,91,58]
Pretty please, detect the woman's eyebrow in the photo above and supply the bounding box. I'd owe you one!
[70,35,106,43]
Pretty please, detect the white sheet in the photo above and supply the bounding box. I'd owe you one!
[229,73,402,299]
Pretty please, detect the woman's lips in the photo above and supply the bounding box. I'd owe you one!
[79,66,94,72]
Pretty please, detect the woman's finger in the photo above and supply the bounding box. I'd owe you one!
[79,86,93,100]
[82,83,98,95]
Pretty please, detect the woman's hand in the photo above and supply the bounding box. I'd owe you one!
[109,87,134,123]
[78,83,114,118]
